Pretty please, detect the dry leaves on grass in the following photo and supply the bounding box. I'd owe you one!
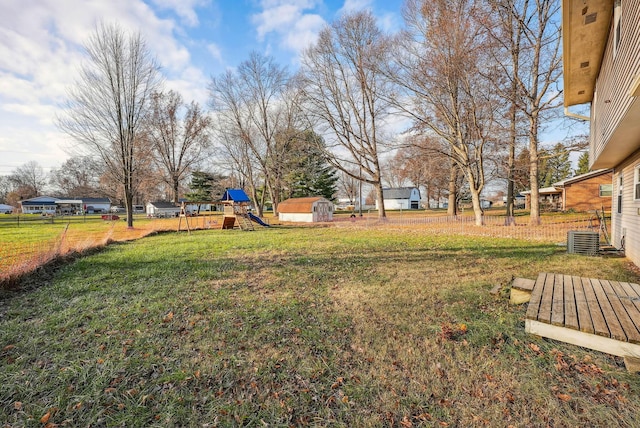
[439,323,468,341]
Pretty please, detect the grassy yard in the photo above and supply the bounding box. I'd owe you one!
[1,226,639,427]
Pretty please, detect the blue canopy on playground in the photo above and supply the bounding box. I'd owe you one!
[221,189,251,203]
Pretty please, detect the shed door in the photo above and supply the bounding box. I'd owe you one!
[317,202,330,222]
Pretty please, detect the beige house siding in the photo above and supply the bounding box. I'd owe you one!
[612,152,640,267]
[590,0,640,167]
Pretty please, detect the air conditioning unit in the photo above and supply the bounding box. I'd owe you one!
[567,231,600,255]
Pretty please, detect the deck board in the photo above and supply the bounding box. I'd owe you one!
[590,278,626,341]
[581,277,609,337]
[618,281,640,314]
[563,275,579,330]
[525,273,547,320]
[606,281,640,344]
[538,273,555,324]
[551,274,565,326]
[573,276,594,334]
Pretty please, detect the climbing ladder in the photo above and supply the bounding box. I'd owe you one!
[221,205,254,231]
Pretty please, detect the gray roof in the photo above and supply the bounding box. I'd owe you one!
[78,197,111,204]
[382,187,419,200]
[149,201,179,209]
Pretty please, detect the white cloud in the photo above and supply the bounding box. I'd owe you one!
[150,0,209,27]
[338,0,373,14]
[0,0,209,172]
[251,0,326,54]
[207,43,223,63]
[283,14,326,53]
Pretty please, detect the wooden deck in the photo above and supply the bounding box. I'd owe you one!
[525,273,640,362]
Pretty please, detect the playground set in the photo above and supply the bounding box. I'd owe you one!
[177,189,269,232]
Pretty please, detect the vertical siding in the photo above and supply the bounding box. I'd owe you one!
[611,152,640,267]
[591,0,640,160]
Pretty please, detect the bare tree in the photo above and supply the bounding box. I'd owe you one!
[488,0,562,224]
[397,138,451,209]
[390,0,501,225]
[0,176,11,204]
[58,22,162,227]
[49,156,104,197]
[300,10,393,219]
[146,90,212,204]
[9,161,48,199]
[382,151,410,188]
[338,169,359,207]
[209,52,299,215]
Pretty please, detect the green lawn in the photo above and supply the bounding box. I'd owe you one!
[1,227,639,427]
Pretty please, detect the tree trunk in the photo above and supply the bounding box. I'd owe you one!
[173,178,180,205]
[375,180,386,220]
[249,184,263,217]
[469,186,484,226]
[124,190,134,229]
[529,115,541,225]
[447,163,458,216]
[505,98,517,225]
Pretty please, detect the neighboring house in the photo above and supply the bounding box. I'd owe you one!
[376,187,421,210]
[19,196,112,215]
[0,204,14,214]
[78,197,111,214]
[563,0,640,265]
[19,196,58,214]
[553,169,613,212]
[521,187,562,211]
[278,197,334,223]
[521,170,613,212]
[178,198,212,213]
[146,201,180,218]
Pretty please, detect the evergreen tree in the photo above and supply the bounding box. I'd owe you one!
[282,131,339,200]
[185,171,226,202]
[575,151,590,176]
[540,143,572,187]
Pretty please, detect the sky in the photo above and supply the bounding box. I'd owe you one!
[0,0,404,176]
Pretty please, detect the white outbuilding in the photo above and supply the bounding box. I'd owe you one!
[376,187,422,210]
[278,197,333,223]
[146,201,181,218]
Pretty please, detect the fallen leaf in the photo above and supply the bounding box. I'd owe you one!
[3,344,15,351]
[40,412,51,424]
[163,311,174,323]
[400,416,413,427]
[557,393,571,402]
[14,401,22,411]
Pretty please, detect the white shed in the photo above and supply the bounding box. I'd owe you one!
[146,201,180,218]
[278,197,333,223]
[377,187,422,210]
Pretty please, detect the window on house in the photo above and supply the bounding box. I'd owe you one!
[600,184,613,197]
[614,0,622,57]
[634,165,640,200]
[617,174,623,213]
